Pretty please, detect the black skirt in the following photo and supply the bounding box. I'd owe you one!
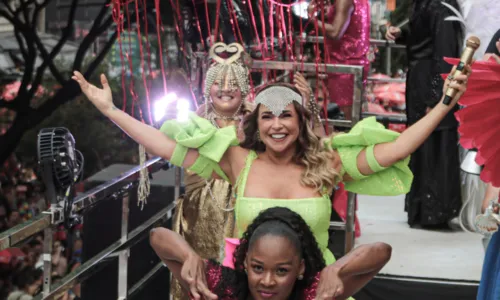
[404,128,462,226]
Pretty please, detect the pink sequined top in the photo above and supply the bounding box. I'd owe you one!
[325,0,370,65]
[205,260,321,300]
[323,0,371,107]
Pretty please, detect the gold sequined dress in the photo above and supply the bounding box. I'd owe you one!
[170,172,235,299]
[170,105,252,300]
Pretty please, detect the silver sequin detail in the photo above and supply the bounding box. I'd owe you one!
[254,86,303,116]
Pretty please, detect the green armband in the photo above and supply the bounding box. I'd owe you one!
[170,144,188,167]
[366,145,388,173]
[338,146,368,181]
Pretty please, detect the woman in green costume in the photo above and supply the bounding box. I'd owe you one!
[166,43,253,300]
[72,60,470,298]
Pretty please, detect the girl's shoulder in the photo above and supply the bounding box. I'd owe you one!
[302,272,321,300]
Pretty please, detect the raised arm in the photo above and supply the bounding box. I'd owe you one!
[315,242,391,299]
[484,29,500,56]
[72,72,195,162]
[72,71,234,181]
[293,72,327,137]
[309,0,354,40]
[149,227,217,300]
[354,68,470,177]
[385,0,411,44]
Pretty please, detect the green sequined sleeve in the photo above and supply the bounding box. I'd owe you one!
[159,113,239,182]
[328,117,413,196]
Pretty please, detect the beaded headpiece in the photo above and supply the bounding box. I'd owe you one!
[204,43,251,108]
[254,86,303,116]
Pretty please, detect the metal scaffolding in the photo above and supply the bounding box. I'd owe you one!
[0,158,174,300]
[249,59,364,254]
[0,34,410,299]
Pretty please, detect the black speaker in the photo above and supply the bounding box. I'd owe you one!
[80,164,183,300]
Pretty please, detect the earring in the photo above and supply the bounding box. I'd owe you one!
[297,274,304,280]
[244,268,248,274]
[256,130,261,142]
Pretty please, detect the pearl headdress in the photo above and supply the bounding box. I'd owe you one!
[254,86,303,116]
[203,42,251,115]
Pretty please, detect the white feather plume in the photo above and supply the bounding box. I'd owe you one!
[449,0,500,59]
[441,1,467,28]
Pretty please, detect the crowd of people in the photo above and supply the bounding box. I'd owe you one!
[0,156,82,300]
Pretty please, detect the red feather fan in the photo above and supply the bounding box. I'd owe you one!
[442,57,500,186]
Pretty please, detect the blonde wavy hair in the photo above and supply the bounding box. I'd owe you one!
[240,83,341,192]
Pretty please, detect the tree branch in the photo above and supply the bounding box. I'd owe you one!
[0,99,18,110]
[73,0,111,71]
[18,44,37,110]
[32,0,51,31]
[0,0,117,165]
[31,34,66,84]
[19,0,33,25]
[0,8,15,24]
[84,30,118,76]
[32,30,118,118]
[97,16,114,33]
[3,1,15,16]
[13,28,28,62]
[0,3,37,109]
[29,0,78,86]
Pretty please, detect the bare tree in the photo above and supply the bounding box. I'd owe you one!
[0,0,117,164]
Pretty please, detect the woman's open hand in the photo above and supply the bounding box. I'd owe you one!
[483,53,500,64]
[181,253,218,300]
[294,72,312,105]
[442,64,472,106]
[482,39,500,63]
[72,71,114,114]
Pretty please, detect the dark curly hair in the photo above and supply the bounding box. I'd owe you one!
[214,207,326,300]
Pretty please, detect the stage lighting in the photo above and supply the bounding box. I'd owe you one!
[154,93,177,122]
[292,0,312,19]
[176,98,190,122]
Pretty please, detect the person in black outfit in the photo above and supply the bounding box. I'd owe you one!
[485,29,500,56]
[386,0,464,228]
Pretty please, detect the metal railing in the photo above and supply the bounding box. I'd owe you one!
[296,36,405,49]
[295,36,406,79]
[368,77,406,83]
[251,60,364,125]
[291,36,408,253]
[190,36,408,254]
[0,23,412,300]
[0,157,176,299]
[250,60,364,254]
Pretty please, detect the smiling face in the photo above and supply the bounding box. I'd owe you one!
[244,235,304,300]
[257,103,300,155]
[209,77,243,115]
